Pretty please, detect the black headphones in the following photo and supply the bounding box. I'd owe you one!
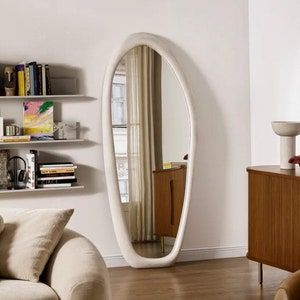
[7,156,27,184]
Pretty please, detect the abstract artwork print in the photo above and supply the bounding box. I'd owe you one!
[23,101,54,139]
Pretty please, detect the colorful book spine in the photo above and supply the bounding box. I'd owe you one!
[16,64,25,96]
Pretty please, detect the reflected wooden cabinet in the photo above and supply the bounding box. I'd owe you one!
[153,165,186,238]
[247,165,300,272]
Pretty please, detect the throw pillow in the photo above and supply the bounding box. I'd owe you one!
[0,208,74,282]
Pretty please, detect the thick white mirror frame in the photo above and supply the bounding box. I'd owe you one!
[102,33,196,268]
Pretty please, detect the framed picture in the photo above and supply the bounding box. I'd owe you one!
[23,101,54,140]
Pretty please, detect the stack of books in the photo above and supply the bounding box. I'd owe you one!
[1,135,31,143]
[37,162,77,188]
[15,62,52,96]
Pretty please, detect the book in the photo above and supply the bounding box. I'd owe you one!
[38,183,72,188]
[40,169,76,175]
[163,162,187,170]
[39,166,77,174]
[29,64,34,96]
[38,175,76,181]
[38,172,75,178]
[37,178,77,184]
[0,117,3,137]
[16,64,25,96]
[45,65,52,95]
[39,165,77,171]
[26,151,38,189]
[0,135,31,142]
[0,150,9,188]
[37,64,43,95]
[25,64,30,96]
[23,101,54,139]
[29,62,37,95]
[38,162,74,168]
[42,65,46,95]
[31,150,38,187]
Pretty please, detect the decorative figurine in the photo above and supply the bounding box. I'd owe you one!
[289,155,300,166]
[4,66,16,96]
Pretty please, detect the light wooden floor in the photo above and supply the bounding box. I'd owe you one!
[109,257,290,299]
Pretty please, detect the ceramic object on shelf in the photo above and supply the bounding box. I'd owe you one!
[271,121,300,169]
[4,66,17,96]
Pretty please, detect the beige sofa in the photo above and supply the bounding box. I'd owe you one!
[0,229,111,300]
[274,270,300,300]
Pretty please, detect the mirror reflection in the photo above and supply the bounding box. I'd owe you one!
[111,45,189,258]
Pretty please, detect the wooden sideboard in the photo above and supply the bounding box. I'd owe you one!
[247,165,300,273]
[153,165,186,239]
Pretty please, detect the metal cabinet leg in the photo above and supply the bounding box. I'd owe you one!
[258,263,263,285]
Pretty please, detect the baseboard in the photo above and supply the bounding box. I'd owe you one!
[103,254,129,268]
[177,245,247,262]
[104,245,248,268]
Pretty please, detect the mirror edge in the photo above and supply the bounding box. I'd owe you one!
[102,32,197,268]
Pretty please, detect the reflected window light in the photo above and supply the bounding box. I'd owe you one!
[112,72,129,203]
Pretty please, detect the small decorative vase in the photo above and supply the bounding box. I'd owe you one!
[4,66,16,96]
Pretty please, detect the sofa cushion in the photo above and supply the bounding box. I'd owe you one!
[0,208,73,282]
[0,279,58,300]
[0,216,4,235]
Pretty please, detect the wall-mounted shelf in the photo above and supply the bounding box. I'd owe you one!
[0,185,84,194]
[0,95,94,101]
[0,139,86,146]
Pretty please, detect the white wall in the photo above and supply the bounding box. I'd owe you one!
[161,59,189,163]
[0,0,250,265]
[249,0,300,165]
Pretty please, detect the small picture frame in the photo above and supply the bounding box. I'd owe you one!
[54,122,80,140]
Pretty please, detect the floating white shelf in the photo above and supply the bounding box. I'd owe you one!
[0,185,84,194]
[0,95,93,100]
[0,139,86,146]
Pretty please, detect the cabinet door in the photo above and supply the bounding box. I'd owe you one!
[292,180,300,270]
[272,176,293,270]
[153,167,186,237]
[248,173,271,262]
[248,173,293,270]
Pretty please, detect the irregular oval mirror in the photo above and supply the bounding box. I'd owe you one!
[111,45,190,258]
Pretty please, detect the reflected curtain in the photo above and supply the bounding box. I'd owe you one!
[126,46,162,242]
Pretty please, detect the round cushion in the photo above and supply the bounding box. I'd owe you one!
[0,279,58,300]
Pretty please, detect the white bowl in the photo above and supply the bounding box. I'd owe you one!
[271,121,300,137]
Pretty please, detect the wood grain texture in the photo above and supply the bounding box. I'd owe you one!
[247,165,300,180]
[248,166,299,272]
[153,166,186,237]
[109,257,289,300]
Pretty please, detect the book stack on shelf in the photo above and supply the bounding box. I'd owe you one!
[37,162,77,189]
[16,62,52,96]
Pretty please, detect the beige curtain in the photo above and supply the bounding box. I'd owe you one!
[126,46,162,242]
